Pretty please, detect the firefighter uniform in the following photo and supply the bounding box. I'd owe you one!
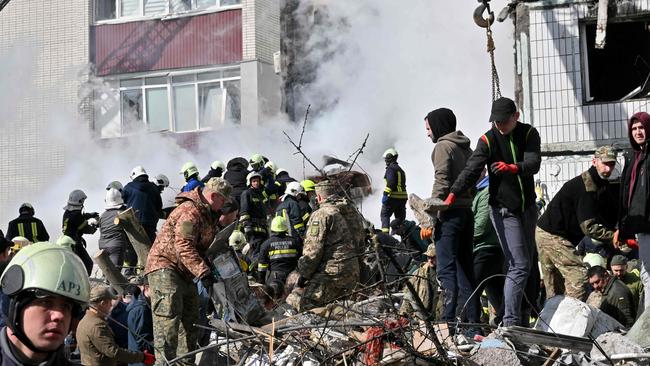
[240,186,269,260]
[381,161,407,232]
[257,228,301,297]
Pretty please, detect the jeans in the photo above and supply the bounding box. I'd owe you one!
[490,204,538,326]
[473,246,505,325]
[434,208,480,323]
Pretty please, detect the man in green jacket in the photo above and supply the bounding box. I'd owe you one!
[588,265,636,328]
[610,255,644,316]
[77,286,154,366]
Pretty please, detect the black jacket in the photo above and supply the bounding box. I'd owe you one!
[384,162,407,199]
[619,111,650,236]
[201,168,223,183]
[275,172,296,196]
[600,277,636,328]
[538,166,618,245]
[224,157,249,203]
[62,209,97,245]
[451,122,541,213]
[258,233,301,274]
[5,214,49,243]
[122,176,163,226]
[276,195,308,236]
[240,188,268,233]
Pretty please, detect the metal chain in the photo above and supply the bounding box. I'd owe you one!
[486,20,501,101]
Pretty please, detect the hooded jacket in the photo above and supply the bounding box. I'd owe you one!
[431,130,474,208]
[620,112,650,235]
[201,167,223,183]
[224,157,249,203]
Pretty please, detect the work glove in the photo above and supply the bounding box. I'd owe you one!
[297,276,308,288]
[200,274,215,290]
[490,161,519,175]
[381,194,389,204]
[420,227,433,240]
[443,193,456,207]
[626,238,639,249]
[143,350,155,366]
[613,229,620,247]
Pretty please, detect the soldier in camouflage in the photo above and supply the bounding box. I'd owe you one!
[145,178,231,365]
[536,146,619,301]
[399,244,438,319]
[286,181,360,311]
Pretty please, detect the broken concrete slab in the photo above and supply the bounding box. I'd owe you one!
[627,307,650,348]
[590,332,645,364]
[408,193,444,228]
[468,344,522,366]
[534,295,623,338]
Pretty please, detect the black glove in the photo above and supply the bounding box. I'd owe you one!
[297,276,308,288]
[200,274,215,289]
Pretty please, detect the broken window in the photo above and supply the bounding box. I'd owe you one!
[582,19,650,102]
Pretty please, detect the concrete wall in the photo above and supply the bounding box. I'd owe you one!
[0,0,90,218]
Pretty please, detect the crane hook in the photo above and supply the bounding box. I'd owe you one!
[474,2,495,28]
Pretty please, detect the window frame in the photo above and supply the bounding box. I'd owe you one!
[95,0,242,24]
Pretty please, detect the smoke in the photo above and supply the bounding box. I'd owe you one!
[0,0,514,254]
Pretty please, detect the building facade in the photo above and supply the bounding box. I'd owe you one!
[511,0,650,199]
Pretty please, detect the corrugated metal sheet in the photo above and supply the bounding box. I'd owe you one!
[92,10,242,76]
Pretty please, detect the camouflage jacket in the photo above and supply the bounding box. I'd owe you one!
[145,189,216,280]
[331,197,366,254]
[297,200,360,288]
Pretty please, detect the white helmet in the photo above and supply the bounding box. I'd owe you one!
[285,181,304,196]
[154,174,170,188]
[130,166,147,180]
[211,160,225,171]
[105,188,124,209]
[229,230,247,251]
[264,161,277,174]
[180,162,199,179]
[106,180,123,191]
[276,168,288,176]
[247,171,262,186]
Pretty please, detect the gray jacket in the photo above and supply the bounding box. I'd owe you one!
[98,207,129,249]
[431,131,474,207]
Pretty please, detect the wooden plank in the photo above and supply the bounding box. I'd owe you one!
[114,208,151,268]
[93,249,128,295]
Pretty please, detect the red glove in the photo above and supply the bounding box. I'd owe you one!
[490,161,519,175]
[626,239,639,249]
[443,193,456,207]
[420,227,433,240]
[143,350,155,366]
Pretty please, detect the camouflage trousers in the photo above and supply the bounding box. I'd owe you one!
[148,269,199,366]
[536,227,587,301]
[286,278,348,311]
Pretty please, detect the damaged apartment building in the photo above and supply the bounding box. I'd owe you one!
[507,0,650,199]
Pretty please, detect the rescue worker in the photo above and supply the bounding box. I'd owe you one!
[62,189,98,275]
[422,107,480,328]
[9,236,30,256]
[77,285,153,366]
[144,177,229,365]
[299,179,316,214]
[240,172,269,261]
[180,162,204,192]
[126,276,153,366]
[263,161,280,201]
[380,148,407,233]
[123,166,163,243]
[275,181,308,238]
[201,160,225,183]
[331,193,368,279]
[399,244,438,319]
[618,111,650,310]
[610,254,644,314]
[0,242,90,365]
[153,174,169,194]
[390,219,429,256]
[107,181,124,191]
[99,188,131,269]
[257,216,301,298]
[286,181,360,311]
[224,157,249,205]
[229,231,250,272]
[445,97,542,327]
[275,168,297,195]
[536,146,619,301]
[587,265,636,328]
[6,203,49,244]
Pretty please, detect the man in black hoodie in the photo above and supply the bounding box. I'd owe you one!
[122,166,163,243]
[224,157,249,205]
[446,97,541,327]
[423,107,480,329]
[619,111,650,310]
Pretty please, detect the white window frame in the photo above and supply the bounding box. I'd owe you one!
[95,0,242,24]
[109,66,241,136]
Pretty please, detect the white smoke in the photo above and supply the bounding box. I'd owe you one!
[0,0,515,254]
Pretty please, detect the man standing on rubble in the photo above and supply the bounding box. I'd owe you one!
[145,178,230,365]
[422,107,480,328]
[619,111,650,310]
[445,97,541,327]
[286,181,360,311]
[380,148,407,233]
[536,146,619,301]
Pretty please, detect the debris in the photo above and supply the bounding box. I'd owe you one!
[590,332,645,363]
[627,307,650,348]
[113,207,152,267]
[534,295,623,338]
